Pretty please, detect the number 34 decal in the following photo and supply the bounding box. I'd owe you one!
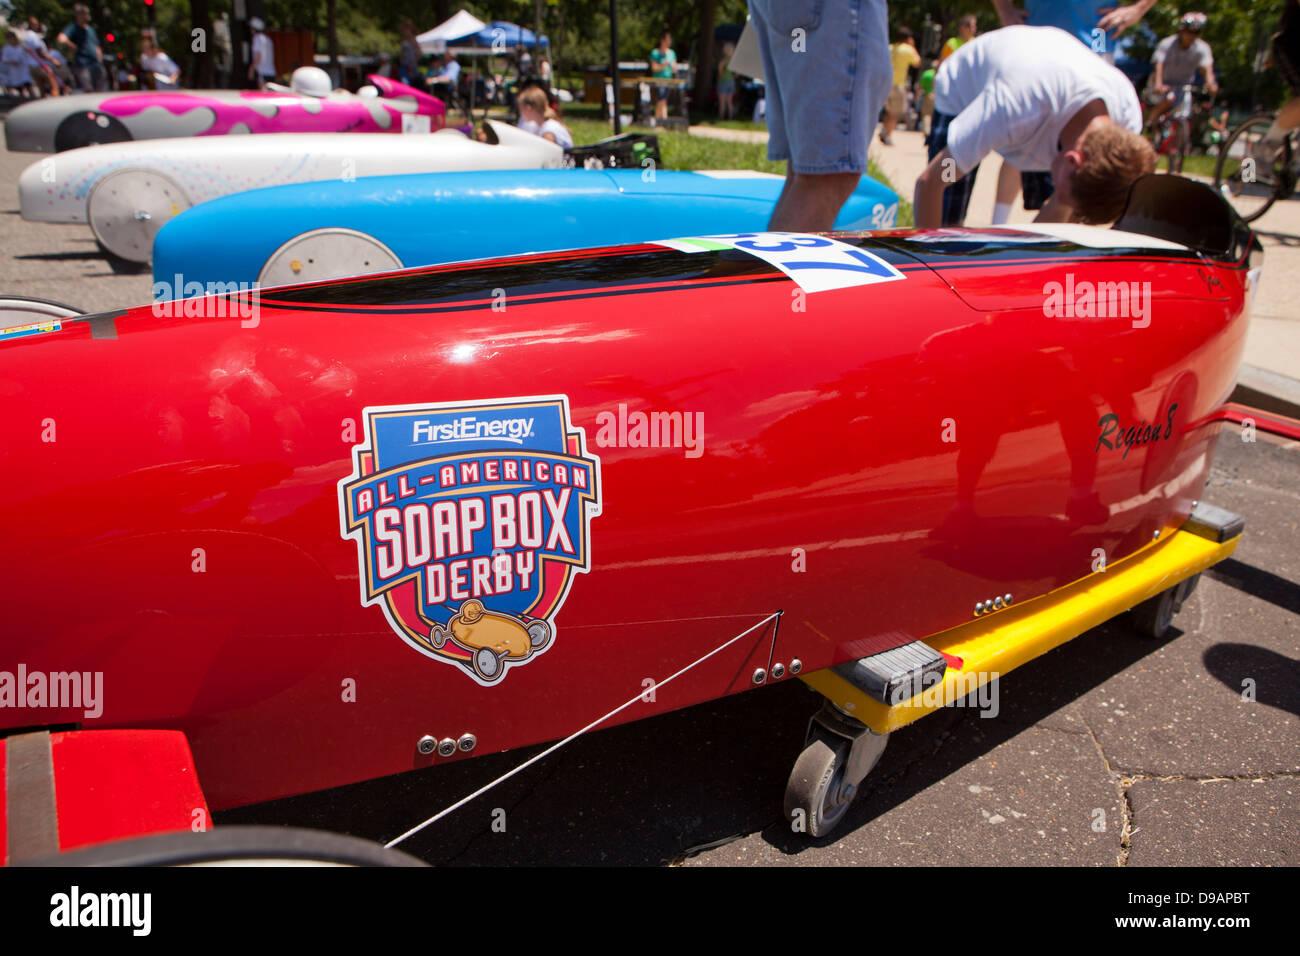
[653,232,907,294]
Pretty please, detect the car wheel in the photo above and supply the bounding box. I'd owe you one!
[88,167,191,265]
[784,737,854,838]
[258,228,402,288]
[473,647,502,680]
[526,619,551,650]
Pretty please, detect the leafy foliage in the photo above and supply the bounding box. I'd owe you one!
[5,0,1289,109]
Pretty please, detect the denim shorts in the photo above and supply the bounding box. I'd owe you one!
[749,0,891,174]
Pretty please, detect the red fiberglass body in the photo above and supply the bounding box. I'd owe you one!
[0,177,1260,811]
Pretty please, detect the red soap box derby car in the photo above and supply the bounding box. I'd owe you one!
[0,175,1290,862]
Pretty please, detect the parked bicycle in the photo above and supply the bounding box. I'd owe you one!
[1213,111,1300,222]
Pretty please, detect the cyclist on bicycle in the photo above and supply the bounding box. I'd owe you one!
[1144,12,1217,130]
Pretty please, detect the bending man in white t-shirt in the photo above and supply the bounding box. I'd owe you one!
[914,25,1155,228]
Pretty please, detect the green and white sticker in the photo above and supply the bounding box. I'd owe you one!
[652,232,906,294]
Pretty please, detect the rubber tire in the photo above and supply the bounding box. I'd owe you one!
[26,825,427,867]
[1130,586,1177,639]
[1213,112,1288,223]
[784,736,852,838]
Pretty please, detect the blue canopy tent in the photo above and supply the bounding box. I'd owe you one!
[466,21,549,50]
[437,21,550,124]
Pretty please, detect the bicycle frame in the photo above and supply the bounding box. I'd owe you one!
[1151,84,1208,174]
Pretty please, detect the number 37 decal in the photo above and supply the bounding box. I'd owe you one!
[652,232,906,294]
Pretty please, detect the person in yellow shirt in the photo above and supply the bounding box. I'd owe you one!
[938,13,977,64]
[881,27,921,144]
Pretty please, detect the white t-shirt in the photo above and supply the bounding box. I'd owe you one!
[23,31,51,69]
[252,32,276,78]
[3,44,32,87]
[142,50,179,88]
[934,25,1142,174]
[518,116,573,149]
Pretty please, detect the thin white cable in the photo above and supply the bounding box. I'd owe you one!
[385,610,783,848]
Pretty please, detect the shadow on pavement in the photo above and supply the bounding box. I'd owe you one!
[1206,557,1300,616]
[13,250,108,262]
[1203,643,1300,719]
[1254,228,1300,247]
[220,612,1180,865]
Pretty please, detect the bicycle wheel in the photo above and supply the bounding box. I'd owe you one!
[1214,112,1289,222]
[1169,120,1186,173]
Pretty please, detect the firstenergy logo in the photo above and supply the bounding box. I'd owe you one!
[412,416,535,446]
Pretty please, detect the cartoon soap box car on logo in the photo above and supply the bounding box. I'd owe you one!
[340,396,601,684]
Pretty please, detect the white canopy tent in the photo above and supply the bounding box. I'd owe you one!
[417,9,487,54]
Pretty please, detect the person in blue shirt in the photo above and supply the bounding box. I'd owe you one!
[994,1,1157,60]
[56,3,104,92]
[429,54,460,107]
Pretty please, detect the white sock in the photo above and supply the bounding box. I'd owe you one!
[992,202,1013,225]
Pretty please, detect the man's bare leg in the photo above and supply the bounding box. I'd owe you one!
[1262,95,1300,145]
[1144,97,1171,130]
[768,167,862,232]
[994,160,1021,224]
[1278,95,1300,131]
[881,111,897,143]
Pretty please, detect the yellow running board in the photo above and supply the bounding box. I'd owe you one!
[801,527,1239,735]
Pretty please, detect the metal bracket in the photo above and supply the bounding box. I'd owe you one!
[807,700,888,802]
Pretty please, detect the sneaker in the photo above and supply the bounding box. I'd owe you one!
[878,131,892,145]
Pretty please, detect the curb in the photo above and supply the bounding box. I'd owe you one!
[1230,364,1300,422]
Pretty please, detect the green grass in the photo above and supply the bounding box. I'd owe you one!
[687,116,769,132]
[561,117,914,226]
[1165,152,1219,178]
[565,118,784,173]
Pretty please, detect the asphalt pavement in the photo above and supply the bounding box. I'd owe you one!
[1,116,1295,868]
